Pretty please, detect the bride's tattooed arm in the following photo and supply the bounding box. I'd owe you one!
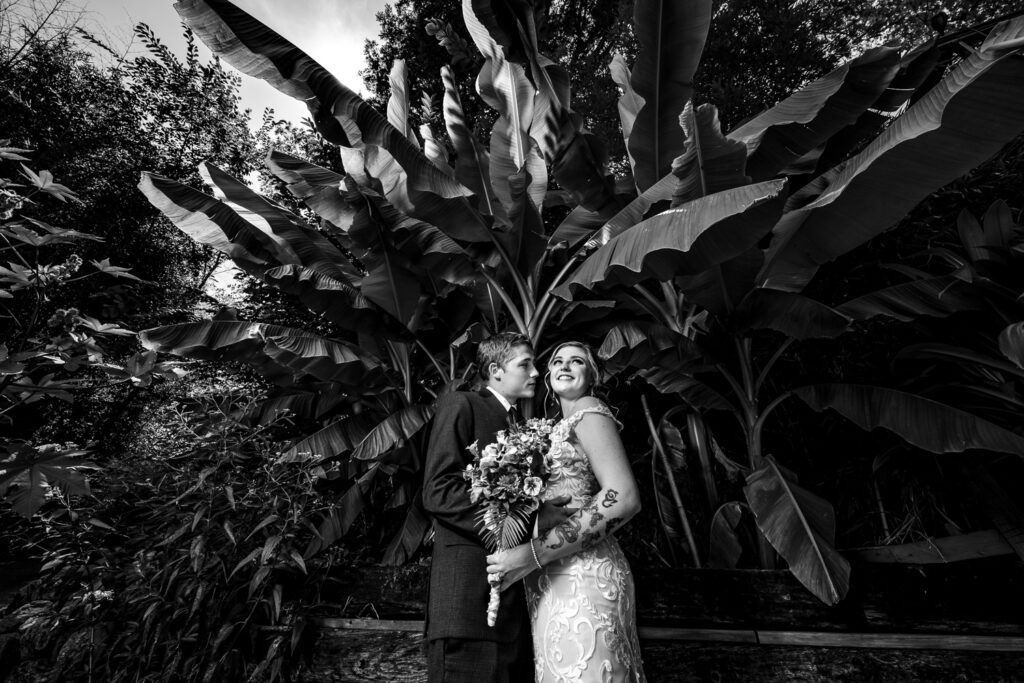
[542,486,634,561]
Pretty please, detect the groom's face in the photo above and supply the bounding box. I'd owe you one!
[489,344,538,402]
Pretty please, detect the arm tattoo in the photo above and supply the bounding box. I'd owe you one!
[547,514,581,550]
[548,489,628,553]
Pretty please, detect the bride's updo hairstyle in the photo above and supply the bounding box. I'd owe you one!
[546,341,603,395]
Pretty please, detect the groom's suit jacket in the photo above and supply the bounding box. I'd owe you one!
[422,388,531,644]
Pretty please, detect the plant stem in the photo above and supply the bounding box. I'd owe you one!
[756,338,793,393]
[486,233,535,317]
[641,394,701,568]
[480,270,528,335]
[635,284,680,333]
[415,337,447,382]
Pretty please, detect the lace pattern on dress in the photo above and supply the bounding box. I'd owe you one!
[526,400,646,683]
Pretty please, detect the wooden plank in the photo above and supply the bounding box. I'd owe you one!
[638,626,757,643]
[757,631,1024,652]
[845,530,1013,563]
[319,618,424,632]
[315,619,1024,652]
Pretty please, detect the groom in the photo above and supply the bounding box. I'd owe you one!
[422,332,539,682]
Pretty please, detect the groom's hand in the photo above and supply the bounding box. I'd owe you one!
[538,494,576,535]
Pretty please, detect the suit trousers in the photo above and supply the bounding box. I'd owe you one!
[426,635,533,683]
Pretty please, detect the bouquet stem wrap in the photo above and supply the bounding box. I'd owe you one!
[464,417,553,627]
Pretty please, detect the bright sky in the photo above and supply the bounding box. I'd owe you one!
[81,0,390,125]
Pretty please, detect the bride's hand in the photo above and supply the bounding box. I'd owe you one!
[486,543,536,592]
[538,494,576,535]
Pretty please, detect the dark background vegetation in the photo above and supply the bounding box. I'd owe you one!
[2,0,1023,680]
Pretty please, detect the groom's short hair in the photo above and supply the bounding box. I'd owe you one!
[476,332,532,381]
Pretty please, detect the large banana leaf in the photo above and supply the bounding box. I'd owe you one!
[793,383,1024,455]
[361,261,422,329]
[265,150,354,232]
[351,405,434,461]
[894,343,1024,381]
[305,467,377,558]
[557,180,787,299]
[239,391,344,427]
[836,275,981,322]
[708,501,753,569]
[347,186,477,287]
[383,495,432,565]
[635,366,734,413]
[958,200,1016,265]
[675,248,764,316]
[279,413,377,463]
[140,321,378,389]
[261,335,383,387]
[420,123,454,176]
[734,289,850,339]
[672,102,750,206]
[599,321,686,366]
[505,170,547,279]
[387,59,418,146]
[744,457,850,605]
[200,162,357,282]
[609,53,643,172]
[872,39,941,112]
[138,172,277,276]
[550,127,620,215]
[759,18,1024,292]
[727,47,900,182]
[813,40,939,175]
[628,0,712,191]
[263,265,397,335]
[999,322,1024,369]
[585,172,683,250]
[141,321,304,386]
[548,206,608,250]
[441,65,502,218]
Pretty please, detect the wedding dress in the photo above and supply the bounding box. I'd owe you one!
[524,403,646,683]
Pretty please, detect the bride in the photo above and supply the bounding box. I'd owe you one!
[486,341,646,682]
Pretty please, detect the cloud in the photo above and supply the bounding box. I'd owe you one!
[235,0,387,91]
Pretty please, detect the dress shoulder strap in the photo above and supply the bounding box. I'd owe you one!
[563,401,621,431]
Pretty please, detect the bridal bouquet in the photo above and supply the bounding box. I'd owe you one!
[464,416,554,626]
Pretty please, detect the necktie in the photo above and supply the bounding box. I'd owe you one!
[507,405,523,426]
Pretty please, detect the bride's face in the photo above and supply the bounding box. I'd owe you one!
[548,345,592,400]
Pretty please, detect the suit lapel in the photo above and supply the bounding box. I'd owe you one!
[478,388,510,438]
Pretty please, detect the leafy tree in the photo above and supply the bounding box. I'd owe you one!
[0,24,258,320]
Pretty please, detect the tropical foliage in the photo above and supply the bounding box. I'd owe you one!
[0,145,180,519]
[7,392,335,682]
[134,0,1024,608]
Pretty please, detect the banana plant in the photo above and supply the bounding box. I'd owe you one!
[554,14,1024,604]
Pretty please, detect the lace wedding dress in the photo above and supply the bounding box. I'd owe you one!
[524,403,646,683]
